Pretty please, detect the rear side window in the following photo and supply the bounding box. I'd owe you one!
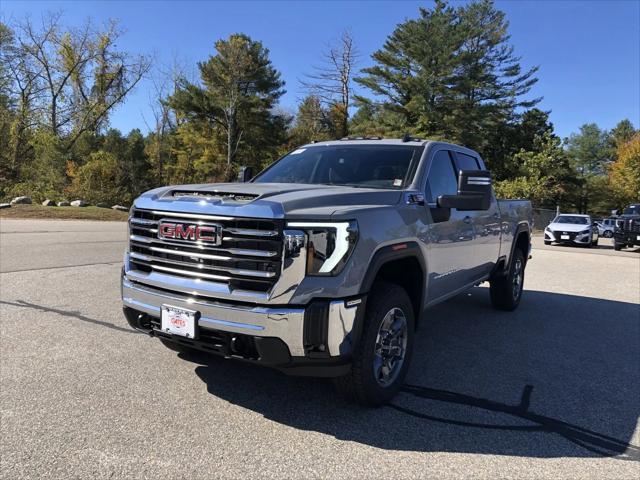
[455,152,480,171]
[426,150,458,203]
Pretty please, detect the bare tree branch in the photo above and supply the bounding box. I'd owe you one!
[300,30,359,137]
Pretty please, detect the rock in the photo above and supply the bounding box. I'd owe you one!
[111,205,128,212]
[96,202,110,208]
[0,203,11,209]
[57,201,70,207]
[70,200,88,207]
[42,199,56,207]
[10,196,32,205]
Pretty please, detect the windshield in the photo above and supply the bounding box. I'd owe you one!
[623,206,639,215]
[554,215,589,225]
[253,144,423,189]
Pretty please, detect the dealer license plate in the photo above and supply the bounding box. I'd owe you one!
[161,305,197,338]
[561,235,570,240]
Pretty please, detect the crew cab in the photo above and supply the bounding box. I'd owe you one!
[121,139,532,405]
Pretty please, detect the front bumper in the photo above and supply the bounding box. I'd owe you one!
[544,230,592,244]
[614,231,640,246]
[121,273,363,376]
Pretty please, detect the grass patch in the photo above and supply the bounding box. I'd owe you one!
[0,204,129,221]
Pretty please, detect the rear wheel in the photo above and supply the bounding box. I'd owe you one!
[603,230,613,238]
[333,281,415,406]
[490,248,526,311]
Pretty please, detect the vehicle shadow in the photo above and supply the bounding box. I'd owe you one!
[183,288,640,460]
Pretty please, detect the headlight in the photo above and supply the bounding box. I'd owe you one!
[285,221,358,276]
[579,229,590,235]
[544,226,551,232]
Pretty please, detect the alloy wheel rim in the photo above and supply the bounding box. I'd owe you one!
[512,258,523,301]
[373,307,408,387]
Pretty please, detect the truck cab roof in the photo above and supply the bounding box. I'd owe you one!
[300,138,482,160]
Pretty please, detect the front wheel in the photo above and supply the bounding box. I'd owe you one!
[603,230,613,238]
[333,281,415,406]
[544,240,551,246]
[490,248,526,311]
[614,242,623,251]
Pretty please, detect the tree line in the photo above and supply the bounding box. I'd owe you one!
[0,0,637,212]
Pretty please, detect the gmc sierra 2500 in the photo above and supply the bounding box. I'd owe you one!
[122,138,532,405]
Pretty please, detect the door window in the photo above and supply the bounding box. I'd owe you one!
[426,150,458,203]
[454,152,480,171]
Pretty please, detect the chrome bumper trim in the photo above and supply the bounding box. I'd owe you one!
[327,300,359,356]
[122,275,363,359]
[122,277,306,356]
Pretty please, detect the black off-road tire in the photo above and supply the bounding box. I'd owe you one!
[614,242,623,251]
[544,240,551,246]
[490,248,526,311]
[333,281,415,406]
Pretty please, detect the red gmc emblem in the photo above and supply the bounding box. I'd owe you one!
[158,221,221,244]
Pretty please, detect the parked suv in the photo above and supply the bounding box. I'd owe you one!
[614,203,640,251]
[596,218,617,238]
[121,139,532,405]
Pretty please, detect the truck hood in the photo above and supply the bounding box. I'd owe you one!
[546,222,591,233]
[133,182,404,220]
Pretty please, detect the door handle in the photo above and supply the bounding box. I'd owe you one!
[463,216,473,224]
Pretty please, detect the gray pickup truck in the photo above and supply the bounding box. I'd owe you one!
[122,138,532,405]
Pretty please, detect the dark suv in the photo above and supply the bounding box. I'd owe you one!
[614,203,640,251]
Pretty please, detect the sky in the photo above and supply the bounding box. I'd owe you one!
[3,0,639,140]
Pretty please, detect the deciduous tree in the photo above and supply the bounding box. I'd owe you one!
[12,14,150,149]
[609,134,640,206]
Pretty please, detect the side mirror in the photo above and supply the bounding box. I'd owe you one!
[237,166,253,183]
[437,170,492,211]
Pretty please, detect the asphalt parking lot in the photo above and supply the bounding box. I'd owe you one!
[1,219,639,479]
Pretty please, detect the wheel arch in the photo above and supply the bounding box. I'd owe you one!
[493,222,531,278]
[360,242,427,328]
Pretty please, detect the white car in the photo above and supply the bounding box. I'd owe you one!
[544,214,599,247]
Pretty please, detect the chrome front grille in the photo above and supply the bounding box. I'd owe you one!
[128,208,283,292]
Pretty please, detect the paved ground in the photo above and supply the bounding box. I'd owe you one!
[1,219,639,479]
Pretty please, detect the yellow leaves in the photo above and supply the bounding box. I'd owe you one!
[65,160,77,179]
[609,133,640,204]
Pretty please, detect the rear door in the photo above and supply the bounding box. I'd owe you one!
[423,149,477,301]
[452,151,502,278]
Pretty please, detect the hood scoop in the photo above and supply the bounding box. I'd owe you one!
[166,190,259,204]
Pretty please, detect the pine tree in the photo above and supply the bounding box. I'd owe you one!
[355,0,539,154]
[170,34,286,178]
